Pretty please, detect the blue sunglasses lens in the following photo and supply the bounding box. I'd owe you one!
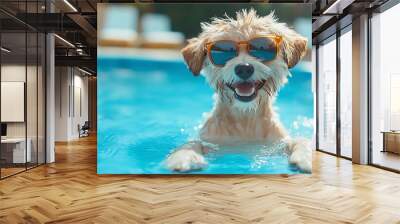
[248,37,277,62]
[210,41,237,66]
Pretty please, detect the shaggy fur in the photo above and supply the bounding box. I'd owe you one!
[167,9,311,172]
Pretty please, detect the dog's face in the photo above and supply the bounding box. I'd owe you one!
[182,9,308,113]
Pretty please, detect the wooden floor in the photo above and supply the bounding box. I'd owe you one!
[1,136,400,224]
[1,167,26,178]
[373,150,400,171]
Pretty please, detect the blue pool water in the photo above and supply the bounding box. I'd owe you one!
[97,55,313,174]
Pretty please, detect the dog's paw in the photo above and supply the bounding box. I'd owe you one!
[166,149,207,172]
[289,144,312,173]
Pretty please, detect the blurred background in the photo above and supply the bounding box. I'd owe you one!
[98,3,312,62]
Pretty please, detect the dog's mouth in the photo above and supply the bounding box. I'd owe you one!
[227,80,265,102]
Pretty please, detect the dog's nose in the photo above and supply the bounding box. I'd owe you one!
[235,63,254,80]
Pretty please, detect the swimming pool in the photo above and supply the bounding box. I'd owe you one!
[97,53,313,174]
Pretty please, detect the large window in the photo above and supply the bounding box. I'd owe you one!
[317,36,337,154]
[371,3,400,171]
[339,27,352,158]
[316,26,353,159]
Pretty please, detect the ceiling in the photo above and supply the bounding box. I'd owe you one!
[0,0,393,74]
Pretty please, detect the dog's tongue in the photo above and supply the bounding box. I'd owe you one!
[233,82,255,96]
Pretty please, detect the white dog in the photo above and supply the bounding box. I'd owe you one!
[166,9,312,173]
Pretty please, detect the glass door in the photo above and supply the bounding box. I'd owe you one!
[0,1,47,179]
[1,30,28,178]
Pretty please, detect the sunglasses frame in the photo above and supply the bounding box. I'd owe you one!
[204,35,283,67]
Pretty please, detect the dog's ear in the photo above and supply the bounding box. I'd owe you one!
[181,38,206,76]
[280,29,308,68]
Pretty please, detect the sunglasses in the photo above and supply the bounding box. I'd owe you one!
[205,35,282,66]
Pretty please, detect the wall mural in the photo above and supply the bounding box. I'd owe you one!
[97,3,313,174]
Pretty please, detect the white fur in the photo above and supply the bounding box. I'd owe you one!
[166,149,207,172]
[286,138,312,172]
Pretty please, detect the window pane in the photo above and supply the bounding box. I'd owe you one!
[340,29,352,158]
[318,37,337,154]
[371,4,400,171]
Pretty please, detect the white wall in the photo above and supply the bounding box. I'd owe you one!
[55,67,70,141]
[1,63,46,164]
[55,67,89,141]
[72,73,89,138]
[1,65,40,138]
